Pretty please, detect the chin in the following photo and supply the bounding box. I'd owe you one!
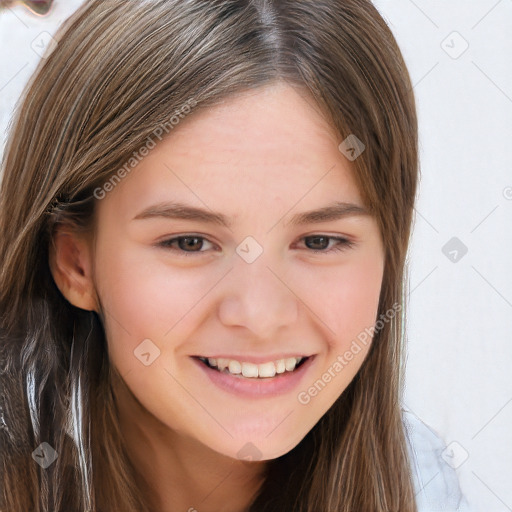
[210,432,306,462]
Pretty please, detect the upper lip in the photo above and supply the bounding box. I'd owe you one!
[193,354,313,364]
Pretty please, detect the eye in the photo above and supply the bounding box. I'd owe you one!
[157,235,215,255]
[156,234,355,257]
[300,235,355,253]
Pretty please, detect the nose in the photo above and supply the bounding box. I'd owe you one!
[217,252,299,339]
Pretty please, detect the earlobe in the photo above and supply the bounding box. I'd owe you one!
[48,228,99,312]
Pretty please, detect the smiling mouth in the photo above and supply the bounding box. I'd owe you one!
[194,355,310,379]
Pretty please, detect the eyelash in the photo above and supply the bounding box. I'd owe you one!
[156,235,355,256]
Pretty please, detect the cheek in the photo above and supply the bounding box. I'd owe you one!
[293,259,383,412]
[91,242,164,365]
[95,243,173,324]
[299,257,383,348]
[93,243,221,360]
[94,248,160,335]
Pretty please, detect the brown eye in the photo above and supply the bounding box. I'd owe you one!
[302,235,355,253]
[157,235,216,256]
[177,237,204,251]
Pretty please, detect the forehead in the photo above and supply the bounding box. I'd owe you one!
[94,82,365,224]
[168,82,341,164]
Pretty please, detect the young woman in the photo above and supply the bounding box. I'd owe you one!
[0,1,470,511]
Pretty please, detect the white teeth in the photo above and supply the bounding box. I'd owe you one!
[199,355,306,378]
[275,360,286,374]
[228,360,242,374]
[241,362,259,378]
[284,357,298,371]
[258,362,276,378]
[216,358,229,371]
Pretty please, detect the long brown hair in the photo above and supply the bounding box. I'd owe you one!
[0,1,419,510]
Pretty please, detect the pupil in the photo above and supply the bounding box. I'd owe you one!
[179,237,202,251]
[306,236,328,250]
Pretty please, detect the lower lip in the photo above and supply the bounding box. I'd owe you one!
[191,356,316,399]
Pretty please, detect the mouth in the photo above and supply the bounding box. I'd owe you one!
[193,355,310,379]
[191,354,315,398]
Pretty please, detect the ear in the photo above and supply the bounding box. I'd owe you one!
[48,226,99,312]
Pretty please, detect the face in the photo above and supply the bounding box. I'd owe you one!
[70,82,384,461]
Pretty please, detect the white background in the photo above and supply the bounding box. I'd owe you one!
[1,2,511,511]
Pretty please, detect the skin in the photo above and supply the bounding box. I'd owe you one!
[49,81,385,512]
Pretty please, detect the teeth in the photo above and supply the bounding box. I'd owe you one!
[199,356,306,378]
[275,359,286,374]
[258,362,276,378]
[216,358,229,371]
[241,362,259,378]
[285,358,297,371]
[228,360,241,374]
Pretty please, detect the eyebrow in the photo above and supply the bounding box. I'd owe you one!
[132,200,370,228]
